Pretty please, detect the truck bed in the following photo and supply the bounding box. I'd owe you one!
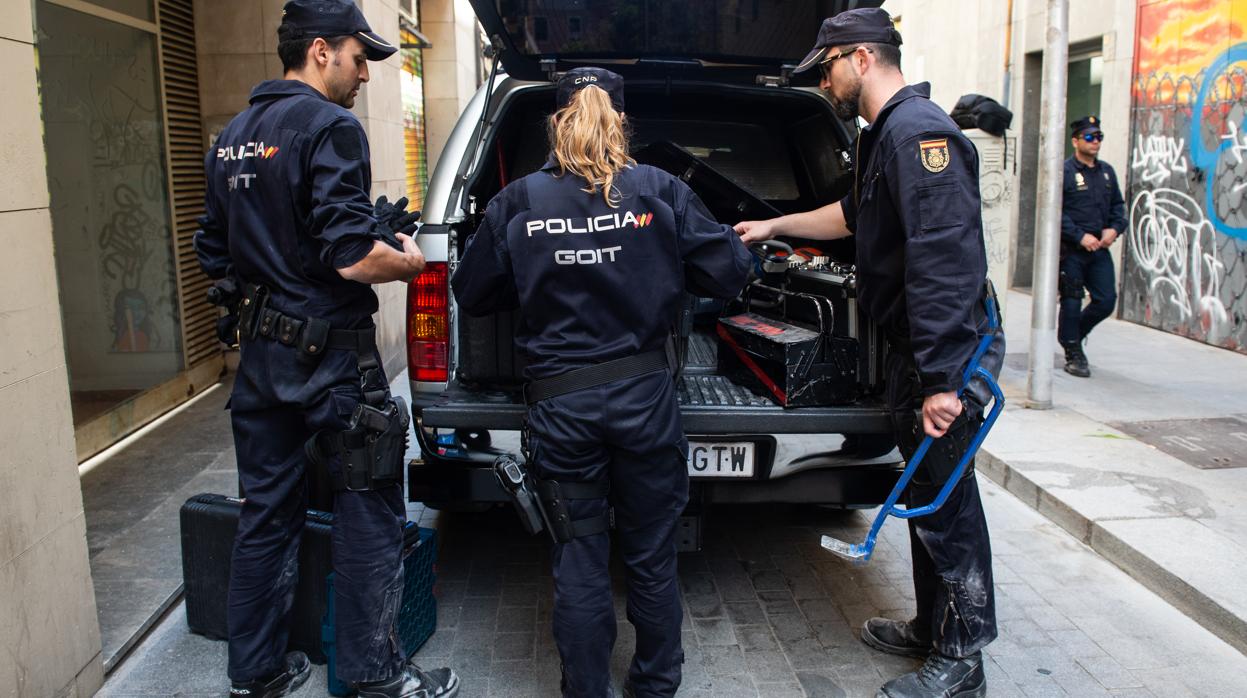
[420,329,892,434]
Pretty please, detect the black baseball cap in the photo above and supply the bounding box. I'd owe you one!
[280,0,397,61]
[793,8,903,75]
[1070,115,1102,135]
[556,67,626,112]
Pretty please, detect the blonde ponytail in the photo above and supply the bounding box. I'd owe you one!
[547,85,635,207]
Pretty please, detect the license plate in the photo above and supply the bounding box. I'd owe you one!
[687,441,756,478]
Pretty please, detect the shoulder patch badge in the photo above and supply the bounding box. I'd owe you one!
[919,139,950,173]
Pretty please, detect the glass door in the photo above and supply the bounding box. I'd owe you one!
[37,0,185,438]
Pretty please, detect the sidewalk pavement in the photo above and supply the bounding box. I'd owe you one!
[981,290,1247,654]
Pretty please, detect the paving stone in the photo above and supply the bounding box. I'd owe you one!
[782,637,834,671]
[680,571,717,597]
[750,569,788,592]
[795,671,849,698]
[1017,675,1070,697]
[460,596,501,626]
[742,649,796,683]
[758,590,801,616]
[754,681,806,697]
[492,631,535,661]
[735,625,779,653]
[692,617,737,646]
[810,620,855,650]
[700,644,747,677]
[1077,656,1146,690]
[767,612,815,647]
[1044,629,1108,660]
[498,583,541,609]
[496,605,537,633]
[686,592,725,619]
[797,597,841,622]
[100,444,1247,698]
[707,673,758,697]
[724,600,767,626]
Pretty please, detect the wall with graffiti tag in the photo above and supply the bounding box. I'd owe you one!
[1124,0,1247,351]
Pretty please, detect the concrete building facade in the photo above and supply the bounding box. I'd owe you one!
[0,0,484,692]
[889,0,1247,354]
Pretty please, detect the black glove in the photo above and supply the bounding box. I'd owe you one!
[372,195,421,250]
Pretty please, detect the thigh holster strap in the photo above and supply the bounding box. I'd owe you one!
[536,479,610,541]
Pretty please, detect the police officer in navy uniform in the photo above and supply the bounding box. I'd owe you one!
[451,68,751,697]
[736,9,1003,698]
[1059,116,1126,377]
[195,2,458,696]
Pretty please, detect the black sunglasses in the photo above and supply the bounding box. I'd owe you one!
[1081,132,1105,142]
[819,46,873,77]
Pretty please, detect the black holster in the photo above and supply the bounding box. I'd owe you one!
[237,284,269,340]
[493,455,546,536]
[307,396,410,492]
[534,478,611,544]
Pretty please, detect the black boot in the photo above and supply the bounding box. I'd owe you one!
[877,651,986,698]
[229,652,311,698]
[1063,343,1090,377]
[861,617,931,658]
[356,661,460,698]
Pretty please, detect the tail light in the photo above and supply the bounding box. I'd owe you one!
[408,262,449,383]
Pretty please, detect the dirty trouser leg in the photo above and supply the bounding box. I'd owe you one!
[527,393,615,698]
[604,371,688,697]
[303,368,407,685]
[227,401,309,683]
[331,485,407,683]
[898,411,998,658]
[886,352,997,658]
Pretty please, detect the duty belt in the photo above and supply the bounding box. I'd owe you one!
[523,350,669,405]
[240,283,387,406]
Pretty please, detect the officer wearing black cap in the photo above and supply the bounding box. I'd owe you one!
[195,2,458,696]
[736,8,1002,698]
[452,67,751,698]
[1059,115,1125,377]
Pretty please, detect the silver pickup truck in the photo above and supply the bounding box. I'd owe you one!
[404,0,900,545]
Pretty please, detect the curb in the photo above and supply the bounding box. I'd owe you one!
[978,447,1247,656]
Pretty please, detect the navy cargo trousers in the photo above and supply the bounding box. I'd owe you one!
[525,369,689,698]
[884,325,1004,659]
[225,338,406,685]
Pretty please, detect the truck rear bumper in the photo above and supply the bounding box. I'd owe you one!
[408,458,902,508]
[418,380,893,434]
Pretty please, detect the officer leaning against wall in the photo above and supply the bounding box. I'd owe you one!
[735,8,1004,698]
[194,1,458,696]
[451,68,752,698]
[1058,115,1126,378]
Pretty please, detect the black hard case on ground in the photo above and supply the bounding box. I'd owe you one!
[179,493,335,662]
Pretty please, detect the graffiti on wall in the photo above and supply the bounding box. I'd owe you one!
[1124,0,1247,351]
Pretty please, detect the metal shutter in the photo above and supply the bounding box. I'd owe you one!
[157,0,218,368]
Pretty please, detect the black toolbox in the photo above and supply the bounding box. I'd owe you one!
[716,289,859,407]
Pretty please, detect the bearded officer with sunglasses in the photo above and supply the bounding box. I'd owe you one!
[735,8,1002,698]
[1058,116,1126,378]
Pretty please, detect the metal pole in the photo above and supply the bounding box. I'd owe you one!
[1026,0,1069,409]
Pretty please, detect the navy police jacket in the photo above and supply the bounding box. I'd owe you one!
[840,83,989,396]
[1061,157,1126,250]
[452,161,752,380]
[195,80,379,327]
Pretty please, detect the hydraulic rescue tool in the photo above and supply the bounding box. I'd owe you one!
[819,295,1004,563]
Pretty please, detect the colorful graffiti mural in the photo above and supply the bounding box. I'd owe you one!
[1124,0,1247,351]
